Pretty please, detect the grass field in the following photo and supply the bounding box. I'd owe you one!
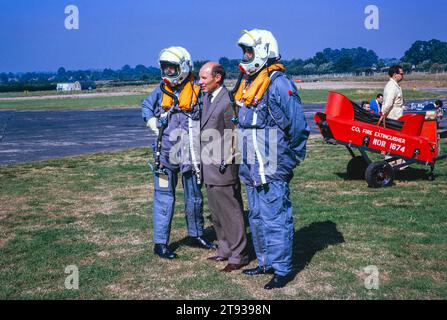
[0,89,443,111]
[0,90,100,98]
[299,88,444,104]
[1,137,446,299]
[0,94,148,111]
[0,85,156,99]
[299,72,447,87]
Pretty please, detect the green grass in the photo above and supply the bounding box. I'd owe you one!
[299,88,444,104]
[0,89,443,111]
[0,90,100,98]
[0,94,148,110]
[0,139,446,299]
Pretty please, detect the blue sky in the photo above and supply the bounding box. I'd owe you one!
[0,0,446,72]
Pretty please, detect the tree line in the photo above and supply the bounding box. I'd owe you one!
[1,39,447,92]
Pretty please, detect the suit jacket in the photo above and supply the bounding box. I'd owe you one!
[201,86,239,186]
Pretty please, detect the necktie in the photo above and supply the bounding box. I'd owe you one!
[204,93,212,118]
[206,93,212,107]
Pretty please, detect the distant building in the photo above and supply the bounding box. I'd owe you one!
[57,81,82,92]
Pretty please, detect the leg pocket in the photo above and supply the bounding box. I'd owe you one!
[260,182,291,238]
[158,174,169,188]
[263,182,286,215]
[154,170,173,191]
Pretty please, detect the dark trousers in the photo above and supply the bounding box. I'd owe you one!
[206,182,248,265]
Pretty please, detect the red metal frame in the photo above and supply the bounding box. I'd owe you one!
[315,92,443,166]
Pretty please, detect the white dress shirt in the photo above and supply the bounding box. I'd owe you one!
[209,85,223,103]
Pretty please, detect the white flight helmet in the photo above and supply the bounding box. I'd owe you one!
[158,46,193,86]
[237,29,280,75]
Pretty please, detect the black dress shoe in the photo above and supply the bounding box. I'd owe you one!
[242,266,275,276]
[154,244,177,260]
[264,274,293,290]
[190,236,217,250]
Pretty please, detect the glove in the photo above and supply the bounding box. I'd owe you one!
[146,117,159,135]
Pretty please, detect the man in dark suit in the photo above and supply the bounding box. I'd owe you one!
[198,62,249,272]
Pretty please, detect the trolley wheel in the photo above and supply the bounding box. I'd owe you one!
[428,173,435,181]
[347,156,368,180]
[365,161,395,188]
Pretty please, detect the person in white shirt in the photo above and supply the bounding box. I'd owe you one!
[379,65,408,168]
[379,65,405,123]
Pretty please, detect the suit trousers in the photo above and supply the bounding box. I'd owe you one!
[206,182,248,265]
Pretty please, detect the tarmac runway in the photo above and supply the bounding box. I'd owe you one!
[0,108,154,165]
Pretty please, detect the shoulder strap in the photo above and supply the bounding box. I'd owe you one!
[269,70,283,82]
[265,71,285,129]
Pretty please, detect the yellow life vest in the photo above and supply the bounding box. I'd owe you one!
[161,76,201,111]
[234,63,285,107]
